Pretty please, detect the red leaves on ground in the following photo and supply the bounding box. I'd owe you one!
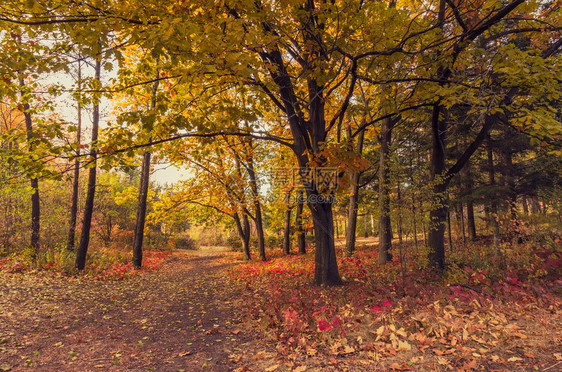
[318,320,332,331]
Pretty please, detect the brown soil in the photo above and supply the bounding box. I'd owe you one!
[0,250,266,371]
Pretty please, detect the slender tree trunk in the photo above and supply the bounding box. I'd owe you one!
[397,181,403,245]
[503,149,521,242]
[447,200,453,253]
[16,35,39,257]
[133,68,160,268]
[459,204,466,244]
[19,86,40,257]
[295,190,306,254]
[421,197,427,246]
[335,216,339,238]
[283,189,292,255]
[132,151,151,267]
[464,162,477,241]
[344,213,347,239]
[487,140,501,251]
[75,57,101,271]
[408,158,418,250]
[530,197,540,214]
[465,197,477,241]
[67,61,82,252]
[363,214,368,238]
[234,212,251,260]
[246,146,266,261]
[345,180,360,257]
[378,114,393,264]
[411,195,418,250]
[522,196,529,215]
[345,127,365,256]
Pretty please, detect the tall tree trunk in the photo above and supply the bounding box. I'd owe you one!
[464,161,477,241]
[132,151,151,268]
[530,197,540,214]
[466,200,476,241]
[447,199,453,252]
[266,43,340,285]
[234,212,251,260]
[345,126,365,256]
[19,80,40,257]
[132,70,160,268]
[67,61,82,252]
[487,139,501,251]
[522,196,529,215]
[427,103,448,272]
[344,213,347,239]
[421,198,427,246]
[295,190,306,254]
[246,144,266,261]
[335,216,339,238]
[378,114,393,265]
[411,195,418,250]
[363,214,368,238]
[283,189,292,255]
[345,195,359,257]
[75,57,101,271]
[458,204,466,244]
[397,181,403,245]
[503,149,520,242]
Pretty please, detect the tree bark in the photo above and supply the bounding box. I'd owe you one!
[503,149,520,242]
[132,69,160,268]
[378,113,393,265]
[67,60,82,252]
[311,199,341,285]
[397,181,403,245]
[409,159,418,250]
[234,212,251,260]
[345,128,365,257]
[522,196,529,215]
[458,204,466,244]
[17,74,40,257]
[335,216,339,238]
[487,139,501,250]
[263,38,341,284]
[464,162,477,241]
[75,56,101,271]
[427,103,448,272]
[283,189,292,255]
[295,190,306,254]
[447,198,453,253]
[246,143,266,261]
[132,151,151,268]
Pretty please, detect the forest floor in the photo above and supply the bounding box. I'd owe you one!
[0,248,273,372]
[0,241,561,371]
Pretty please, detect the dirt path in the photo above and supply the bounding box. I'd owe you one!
[0,250,264,371]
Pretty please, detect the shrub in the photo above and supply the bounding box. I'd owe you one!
[266,235,283,249]
[226,235,242,251]
[175,234,198,250]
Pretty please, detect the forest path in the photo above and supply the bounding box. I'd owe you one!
[0,250,265,371]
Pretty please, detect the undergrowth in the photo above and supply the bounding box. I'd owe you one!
[0,245,170,280]
[224,235,561,369]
